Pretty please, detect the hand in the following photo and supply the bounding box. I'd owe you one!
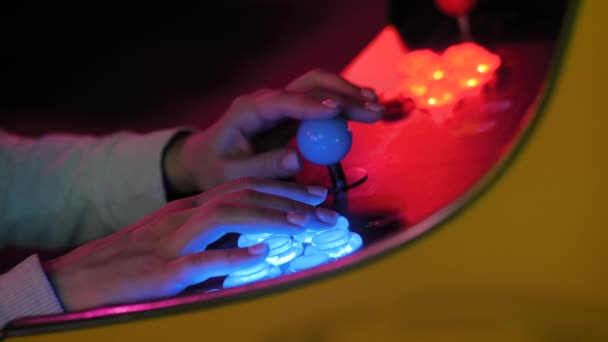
[164,69,384,194]
[43,178,337,311]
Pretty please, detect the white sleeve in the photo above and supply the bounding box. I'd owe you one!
[0,255,63,329]
[0,128,187,249]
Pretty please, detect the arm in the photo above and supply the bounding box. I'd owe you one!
[0,128,186,249]
[0,255,63,329]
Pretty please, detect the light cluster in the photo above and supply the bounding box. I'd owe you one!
[388,42,501,110]
[223,216,362,288]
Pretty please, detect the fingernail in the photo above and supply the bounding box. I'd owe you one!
[361,88,377,101]
[322,98,341,109]
[315,207,339,224]
[287,211,309,227]
[364,102,384,113]
[248,243,269,256]
[307,185,328,198]
[281,152,301,171]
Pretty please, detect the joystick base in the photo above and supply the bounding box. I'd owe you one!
[326,164,368,193]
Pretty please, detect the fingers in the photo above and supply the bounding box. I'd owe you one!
[286,69,384,123]
[226,90,342,137]
[222,148,302,182]
[174,205,311,254]
[330,95,383,123]
[226,189,338,225]
[287,69,376,102]
[199,177,328,206]
[173,244,269,285]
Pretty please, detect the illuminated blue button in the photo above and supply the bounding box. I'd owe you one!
[223,261,281,289]
[333,216,350,230]
[237,232,276,248]
[293,215,350,245]
[293,229,320,244]
[264,236,303,266]
[311,228,350,249]
[297,117,352,165]
[286,254,330,274]
[305,229,363,259]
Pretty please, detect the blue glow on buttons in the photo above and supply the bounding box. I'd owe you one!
[224,216,362,289]
[305,228,363,259]
[237,232,276,248]
[293,229,320,244]
[223,261,281,289]
[292,216,349,243]
[286,254,330,274]
[297,117,353,165]
[311,228,350,249]
[264,236,303,266]
[333,216,350,230]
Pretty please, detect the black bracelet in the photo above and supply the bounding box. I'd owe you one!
[160,131,199,202]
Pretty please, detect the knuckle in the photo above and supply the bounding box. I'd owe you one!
[307,68,328,76]
[226,250,245,266]
[204,201,233,223]
[287,199,302,212]
[238,189,261,202]
[259,89,283,103]
[307,68,328,78]
[251,88,274,97]
[231,94,253,109]
[167,198,193,211]
[236,176,261,189]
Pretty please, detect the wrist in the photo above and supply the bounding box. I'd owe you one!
[162,131,198,200]
[42,260,75,311]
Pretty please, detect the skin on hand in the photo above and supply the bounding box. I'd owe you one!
[163,69,384,194]
[43,178,337,311]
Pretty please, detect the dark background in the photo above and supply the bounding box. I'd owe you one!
[0,1,386,135]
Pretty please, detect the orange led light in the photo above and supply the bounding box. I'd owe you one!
[394,42,501,110]
[410,85,428,96]
[477,64,489,73]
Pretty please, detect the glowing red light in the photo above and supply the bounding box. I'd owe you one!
[392,42,501,110]
[477,64,489,73]
[434,0,478,17]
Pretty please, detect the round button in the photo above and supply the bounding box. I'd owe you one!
[297,117,352,165]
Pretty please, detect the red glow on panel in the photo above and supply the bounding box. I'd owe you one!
[341,25,408,93]
[392,42,501,110]
[433,0,478,17]
[336,25,553,231]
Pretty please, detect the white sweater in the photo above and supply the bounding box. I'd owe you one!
[0,128,180,328]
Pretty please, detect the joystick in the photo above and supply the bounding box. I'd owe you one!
[297,116,367,192]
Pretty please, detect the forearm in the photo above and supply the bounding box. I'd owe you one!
[0,129,185,249]
[0,255,63,329]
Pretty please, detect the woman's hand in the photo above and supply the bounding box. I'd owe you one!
[164,69,384,194]
[43,178,337,311]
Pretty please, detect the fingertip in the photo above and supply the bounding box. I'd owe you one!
[247,243,269,257]
[364,102,385,113]
[321,98,342,110]
[306,185,328,198]
[360,88,378,101]
[280,151,302,172]
[286,211,310,227]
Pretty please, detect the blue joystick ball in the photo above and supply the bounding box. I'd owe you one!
[297,117,352,166]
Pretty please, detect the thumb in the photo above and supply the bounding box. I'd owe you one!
[174,244,269,286]
[225,148,302,181]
